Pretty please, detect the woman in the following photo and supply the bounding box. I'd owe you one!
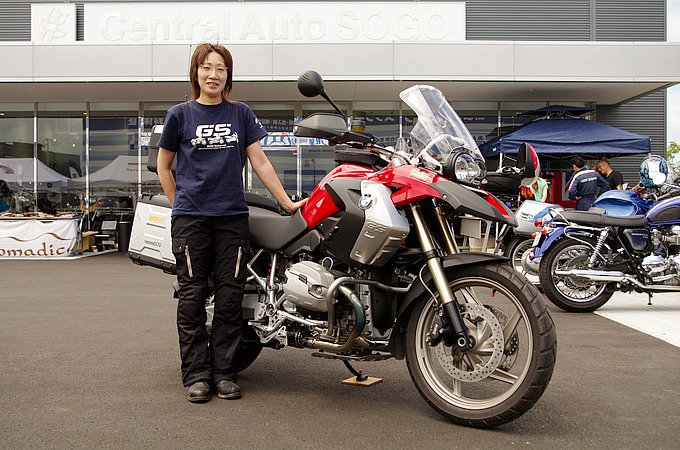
[530,176,549,202]
[156,43,305,403]
[0,179,11,213]
[520,175,549,202]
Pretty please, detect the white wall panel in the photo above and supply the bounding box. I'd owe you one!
[394,42,514,80]
[33,44,154,81]
[227,44,274,80]
[0,43,32,79]
[514,43,634,81]
[150,43,193,81]
[271,43,394,80]
[2,41,679,86]
[634,44,680,81]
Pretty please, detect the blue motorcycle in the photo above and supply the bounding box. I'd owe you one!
[530,155,680,312]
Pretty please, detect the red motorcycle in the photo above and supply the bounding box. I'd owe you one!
[130,71,556,427]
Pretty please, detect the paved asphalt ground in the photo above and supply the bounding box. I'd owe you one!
[2,251,679,449]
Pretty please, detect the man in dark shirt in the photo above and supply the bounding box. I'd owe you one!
[568,156,610,210]
[595,159,624,190]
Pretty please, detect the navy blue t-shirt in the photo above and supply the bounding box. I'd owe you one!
[158,100,268,216]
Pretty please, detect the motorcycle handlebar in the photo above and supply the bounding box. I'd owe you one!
[656,186,680,202]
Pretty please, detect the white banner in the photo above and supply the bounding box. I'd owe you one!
[83,2,466,43]
[0,219,78,258]
[31,3,77,43]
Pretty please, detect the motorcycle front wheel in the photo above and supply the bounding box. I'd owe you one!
[405,263,556,428]
[538,236,614,312]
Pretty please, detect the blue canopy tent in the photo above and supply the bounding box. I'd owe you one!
[479,117,651,160]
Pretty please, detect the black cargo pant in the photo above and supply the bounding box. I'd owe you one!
[171,214,249,387]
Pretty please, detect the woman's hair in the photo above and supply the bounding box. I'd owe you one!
[189,43,234,102]
[0,179,10,199]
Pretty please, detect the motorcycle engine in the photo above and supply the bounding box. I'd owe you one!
[283,261,335,312]
[642,227,680,285]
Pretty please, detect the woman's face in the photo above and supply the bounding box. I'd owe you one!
[197,51,228,102]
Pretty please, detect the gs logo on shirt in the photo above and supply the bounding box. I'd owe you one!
[192,123,238,148]
[196,123,231,137]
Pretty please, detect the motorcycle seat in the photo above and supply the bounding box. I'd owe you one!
[248,206,308,252]
[245,192,279,213]
[562,211,648,228]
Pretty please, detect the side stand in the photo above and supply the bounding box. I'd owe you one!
[341,360,383,387]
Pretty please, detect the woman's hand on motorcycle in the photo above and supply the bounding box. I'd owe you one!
[282,197,307,214]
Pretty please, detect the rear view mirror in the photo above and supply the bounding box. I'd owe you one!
[297,70,346,119]
[297,70,326,98]
[517,142,540,186]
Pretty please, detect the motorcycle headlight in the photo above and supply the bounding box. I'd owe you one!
[448,153,486,185]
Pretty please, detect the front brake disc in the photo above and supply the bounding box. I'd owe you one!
[434,304,504,382]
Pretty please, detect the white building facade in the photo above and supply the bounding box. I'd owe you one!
[0,0,678,211]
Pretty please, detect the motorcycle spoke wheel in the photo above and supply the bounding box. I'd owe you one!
[405,263,556,427]
[504,236,539,284]
[539,237,614,312]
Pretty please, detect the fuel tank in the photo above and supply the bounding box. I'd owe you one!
[646,196,680,226]
[593,190,655,217]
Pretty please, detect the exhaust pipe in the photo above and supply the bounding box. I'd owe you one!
[304,285,366,352]
[555,269,680,292]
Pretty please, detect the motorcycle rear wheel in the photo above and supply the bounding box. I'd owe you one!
[538,236,614,312]
[233,324,264,374]
[405,263,556,428]
[205,295,263,374]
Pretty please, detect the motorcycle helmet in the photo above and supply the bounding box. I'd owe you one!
[639,155,668,187]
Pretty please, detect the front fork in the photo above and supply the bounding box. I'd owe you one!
[409,203,474,352]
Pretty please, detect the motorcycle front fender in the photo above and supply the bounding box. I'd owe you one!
[388,252,509,360]
[529,226,566,260]
[430,180,518,227]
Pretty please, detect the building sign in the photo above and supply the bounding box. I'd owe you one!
[82,2,465,43]
[0,219,78,259]
[262,133,328,147]
[31,3,76,42]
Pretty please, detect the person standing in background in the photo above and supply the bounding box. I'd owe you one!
[519,173,549,202]
[0,179,11,213]
[568,155,610,210]
[595,158,624,190]
[530,175,549,202]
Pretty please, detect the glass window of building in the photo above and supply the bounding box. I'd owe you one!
[36,103,86,215]
[0,104,35,213]
[87,103,140,217]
